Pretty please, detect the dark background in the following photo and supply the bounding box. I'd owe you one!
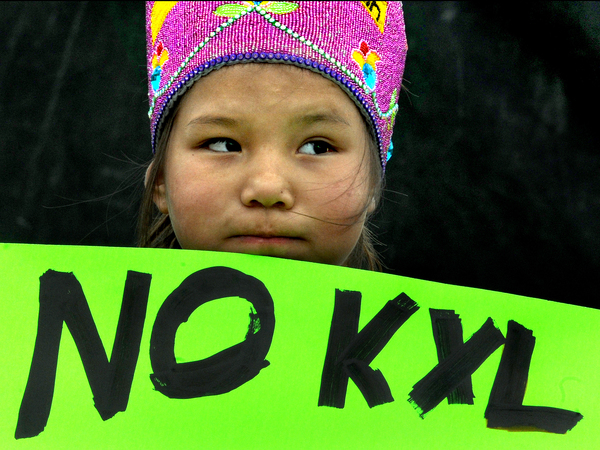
[1,2,598,308]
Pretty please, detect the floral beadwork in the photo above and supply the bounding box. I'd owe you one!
[149,1,178,93]
[151,41,169,93]
[148,2,383,117]
[351,40,381,91]
[214,1,299,17]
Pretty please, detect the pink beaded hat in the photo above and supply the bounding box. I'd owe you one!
[146,1,408,172]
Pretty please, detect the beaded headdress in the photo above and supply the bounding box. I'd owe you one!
[146,1,408,172]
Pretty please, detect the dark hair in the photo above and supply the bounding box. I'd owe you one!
[137,71,384,270]
[137,102,182,250]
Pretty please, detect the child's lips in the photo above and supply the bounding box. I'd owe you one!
[227,232,305,250]
[231,235,302,244]
[225,235,306,259]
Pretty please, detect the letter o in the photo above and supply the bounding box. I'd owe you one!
[150,267,275,398]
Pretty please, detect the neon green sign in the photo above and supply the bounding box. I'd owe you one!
[1,243,597,448]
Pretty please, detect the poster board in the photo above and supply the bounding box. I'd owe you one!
[1,243,598,449]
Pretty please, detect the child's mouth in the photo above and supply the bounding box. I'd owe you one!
[230,235,303,247]
[231,234,302,251]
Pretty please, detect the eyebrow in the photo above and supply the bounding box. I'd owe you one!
[293,113,351,127]
[186,115,239,129]
[186,112,351,129]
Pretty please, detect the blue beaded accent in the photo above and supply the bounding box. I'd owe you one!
[387,139,394,162]
[244,52,251,59]
[260,52,267,59]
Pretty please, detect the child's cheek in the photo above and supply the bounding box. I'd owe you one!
[318,179,369,223]
[165,181,210,250]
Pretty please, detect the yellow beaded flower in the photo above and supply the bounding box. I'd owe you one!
[351,40,381,92]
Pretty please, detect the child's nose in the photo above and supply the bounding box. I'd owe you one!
[240,154,295,209]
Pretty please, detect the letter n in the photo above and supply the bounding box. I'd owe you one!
[15,270,151,439]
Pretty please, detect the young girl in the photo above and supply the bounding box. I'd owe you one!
[138,1,408,270]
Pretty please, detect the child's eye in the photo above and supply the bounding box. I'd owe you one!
[200,138,241,152]
[298,140,336,155]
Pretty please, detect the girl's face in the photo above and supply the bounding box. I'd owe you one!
[152,63,375,265]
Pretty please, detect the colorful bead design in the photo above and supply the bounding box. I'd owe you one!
[150,41,168,93]
[146,1,407,172]
[351,40,381,91]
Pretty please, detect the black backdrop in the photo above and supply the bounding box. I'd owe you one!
[1,2,599,308]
